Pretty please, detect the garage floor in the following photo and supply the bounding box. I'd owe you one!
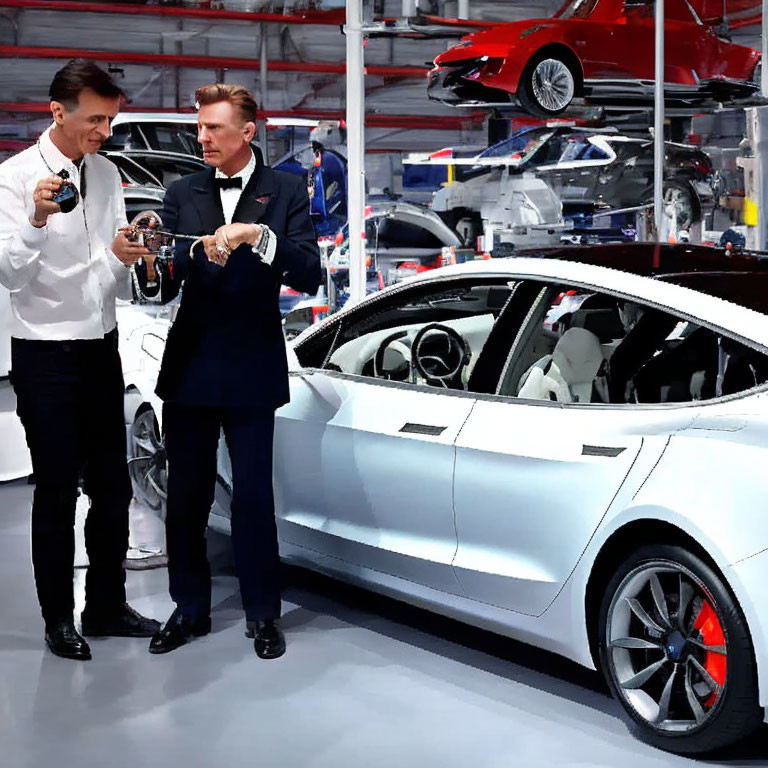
[1,480,766,768]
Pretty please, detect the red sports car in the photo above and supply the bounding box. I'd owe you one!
[428,0,761,116]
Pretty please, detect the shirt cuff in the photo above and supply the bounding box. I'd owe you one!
[251,225,277,266]
[20,217,48,248]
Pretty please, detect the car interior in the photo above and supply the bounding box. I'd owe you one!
[497,284,768,404]
[297,275,768,403]
[320,281,514,389]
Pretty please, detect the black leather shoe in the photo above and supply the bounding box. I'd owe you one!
[249,619,286,660]
[45,620,92,661]
[148,608,211,655]
[81,602,161,638]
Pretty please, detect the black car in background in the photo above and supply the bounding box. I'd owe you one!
[475,126,714,229]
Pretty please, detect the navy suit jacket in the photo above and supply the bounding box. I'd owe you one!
[155,158,321,409]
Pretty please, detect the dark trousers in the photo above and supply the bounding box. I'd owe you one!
[163,402,280,623]
[11,329,131,625]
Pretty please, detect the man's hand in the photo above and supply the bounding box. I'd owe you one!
[112,227,151,267]
[202,223,261,266]
[30,176,65,226]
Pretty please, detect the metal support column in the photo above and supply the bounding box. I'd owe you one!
[762,0,768,96]
[258,23,269,160]
[653,0,665,238]
[346,0,366,306]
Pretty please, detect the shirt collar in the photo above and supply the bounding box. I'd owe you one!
[214,150,255,188]
[39,123,85,176]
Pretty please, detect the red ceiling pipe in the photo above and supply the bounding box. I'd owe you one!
[0,1,499,30]
[0,45,427,78]
[0,0,345,25]
[0,102,484,130]
[0,139,32,151]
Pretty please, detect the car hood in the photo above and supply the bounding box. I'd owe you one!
[434,21,556,64]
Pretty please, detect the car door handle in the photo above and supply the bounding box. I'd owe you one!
[400,423,447,436]
[582,444,626,457]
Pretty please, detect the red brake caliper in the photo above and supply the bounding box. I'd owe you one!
[692,601,726,707]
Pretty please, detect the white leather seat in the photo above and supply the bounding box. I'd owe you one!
[517,327,604,403]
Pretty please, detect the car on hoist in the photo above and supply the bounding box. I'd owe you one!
[428,0,761,116]
[474,125,715,230]
[121,240,768,756]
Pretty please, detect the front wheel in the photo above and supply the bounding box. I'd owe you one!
[599,544,761,754]
[128,406,167,517]
[663,180,701,230]
[518,54,576,117]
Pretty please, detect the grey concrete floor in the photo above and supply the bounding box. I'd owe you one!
[1,480,767,768]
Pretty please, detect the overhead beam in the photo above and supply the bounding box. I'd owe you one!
[0,2,497,30]
[0,0,345,25]
[0,102,483,130]
[0,44,426,79]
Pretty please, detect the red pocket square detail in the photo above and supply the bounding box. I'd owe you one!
[256,195,271,204]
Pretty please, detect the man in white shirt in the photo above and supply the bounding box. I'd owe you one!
[0,59,161,661]
[148,84,321,658]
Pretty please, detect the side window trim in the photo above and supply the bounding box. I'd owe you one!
[496,286,553,396]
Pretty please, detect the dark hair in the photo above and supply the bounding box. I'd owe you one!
[49,59,124,110]
[195,83,258,124]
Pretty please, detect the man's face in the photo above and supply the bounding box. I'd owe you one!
[197,101,254,171]
[52,88,120,157]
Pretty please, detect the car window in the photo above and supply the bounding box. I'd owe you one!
[479,131,552,165]
[295,277,517,393]
[557,0,600,19]
[496,282,768,404]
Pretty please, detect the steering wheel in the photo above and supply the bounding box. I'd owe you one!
[373,330,412,381]
[411,323,471,388]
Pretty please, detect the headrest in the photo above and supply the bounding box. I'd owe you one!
[552,327,603,385]
[569,308,625,342]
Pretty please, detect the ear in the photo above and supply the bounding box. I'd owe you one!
[50,100,67,125]
[243,121,256,143]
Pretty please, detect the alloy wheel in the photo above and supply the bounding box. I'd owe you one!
[128,408,167,512]
[663,184,695,230]
[605,560,727,734]
[531,58,575,113]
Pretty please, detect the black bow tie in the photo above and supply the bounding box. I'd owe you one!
[214,176,243,190]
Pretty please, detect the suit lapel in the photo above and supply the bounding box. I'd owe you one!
[191,167,225,234]
[233,161,275,225]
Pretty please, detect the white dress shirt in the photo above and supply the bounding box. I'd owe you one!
[0,124,131,340]
[215,150,276,264]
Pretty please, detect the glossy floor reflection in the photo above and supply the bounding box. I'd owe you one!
[1,479,766,768]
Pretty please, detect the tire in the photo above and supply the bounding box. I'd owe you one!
[518,53,577,117]
[127,405,167,518]
[598,544,762,755]
[663,179,701,230]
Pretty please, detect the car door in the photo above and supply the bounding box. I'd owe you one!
[451,281,699,616]
[277,372,473,594]
[275,276,512,594]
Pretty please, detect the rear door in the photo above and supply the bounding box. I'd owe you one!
[451,281,699,615]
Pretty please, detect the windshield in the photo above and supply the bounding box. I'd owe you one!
[477,129,553,165]
[556,0,600,19]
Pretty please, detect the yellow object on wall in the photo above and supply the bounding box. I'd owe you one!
[744,198,759,227]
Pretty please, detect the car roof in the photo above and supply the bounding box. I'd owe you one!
[111,113,197,126]
[390,246,768,349]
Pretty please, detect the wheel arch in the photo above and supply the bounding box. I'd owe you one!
[584,519,734,670]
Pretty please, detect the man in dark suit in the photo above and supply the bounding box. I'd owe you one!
[148,84,321,658]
